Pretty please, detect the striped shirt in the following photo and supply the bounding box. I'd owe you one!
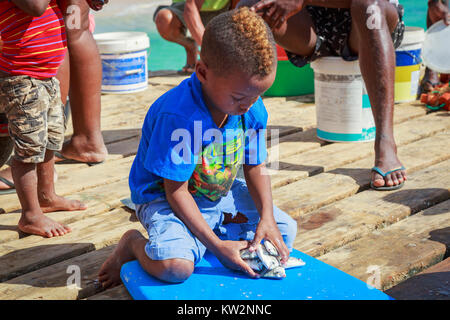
[0,0,66,79]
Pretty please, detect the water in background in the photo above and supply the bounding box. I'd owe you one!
[93,0,429,71]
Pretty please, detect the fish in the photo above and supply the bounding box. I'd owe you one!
[244,259,265,272]
[240,248,258,260]
[256,244,280,270]
[263,240,279,256]
[260,266,286,279]
[282,256,306,269]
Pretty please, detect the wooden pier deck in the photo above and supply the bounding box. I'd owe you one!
[0,73,448,300]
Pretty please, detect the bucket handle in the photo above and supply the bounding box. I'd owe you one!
[401,51,422,64]
[102,61,143,76]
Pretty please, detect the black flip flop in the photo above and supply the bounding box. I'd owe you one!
[0,175,15,195]
[370,166,406,191]
[54,151,104,166]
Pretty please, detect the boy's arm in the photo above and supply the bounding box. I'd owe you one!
[243,163,289,263]
[164,178,258,277]
[11,0,51,17]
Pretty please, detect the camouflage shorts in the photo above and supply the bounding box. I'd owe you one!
[0,76,65,163]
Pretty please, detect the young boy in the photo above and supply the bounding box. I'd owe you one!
[99,7,297,287]
[0,0,86,238]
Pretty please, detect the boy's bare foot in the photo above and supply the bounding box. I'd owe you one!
[39,193,87,213]
[371,140,407,188]
[18,212,71,238]
[98,229,145,289]
[57,135,107,164]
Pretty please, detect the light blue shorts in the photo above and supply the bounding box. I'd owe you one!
[135,179,297,264]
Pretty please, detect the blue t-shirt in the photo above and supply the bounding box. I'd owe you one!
[129,73,268,204]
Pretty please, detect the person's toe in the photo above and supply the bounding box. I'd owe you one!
[384,174,394,187]
[372,172,385,187]
[395,171,404,184]
[390,173,399,186]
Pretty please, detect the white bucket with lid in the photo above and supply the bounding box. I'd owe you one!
[311,57,375,142]
[94,32,150,94]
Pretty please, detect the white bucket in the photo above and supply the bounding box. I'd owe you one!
[394,27,425,103]
[311,57,375,142]
[94,32,150,94]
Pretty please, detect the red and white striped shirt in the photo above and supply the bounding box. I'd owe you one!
[0,0,66,79]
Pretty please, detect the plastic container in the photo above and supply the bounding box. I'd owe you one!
[94,32,150,94]
[422,20,450,74]
[394,27,425,102]
[311,57,375,142]
[264,45,314,97]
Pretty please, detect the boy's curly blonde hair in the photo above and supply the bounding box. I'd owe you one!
[201,7,276,78]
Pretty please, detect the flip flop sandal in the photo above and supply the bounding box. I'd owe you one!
[54,151,104,166]
[0,175,15,195]
[370,166,406,191]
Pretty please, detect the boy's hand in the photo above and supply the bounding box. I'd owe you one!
[214,240,260,278]
[86,0,108,11]
[249,216,289,264]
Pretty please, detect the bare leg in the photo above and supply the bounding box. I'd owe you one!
[37,149,87,213]
[98,229,194,288]
[348,0,407,188]
[58,0,107,163]
[12,150,84,238]
[419,8,441,94]
[155,9,198,72]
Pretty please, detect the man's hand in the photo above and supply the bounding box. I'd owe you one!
[429,0,449,25]
[249,216,290,264]
[87,0,108,11]
[251,0,305,29]
[214,240,260,278]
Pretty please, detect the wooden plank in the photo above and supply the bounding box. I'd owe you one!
[269,113,450,188]
[292,159,450,257]
[318,200,450,291]
[0,179,130,244]
[0,245,116,300]
[0,207,142,282]
[0,156,134,214]
[385,258,450,300]
[272,132,450,218]
[86,285,132,300]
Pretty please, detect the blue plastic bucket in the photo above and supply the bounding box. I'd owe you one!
[311,57,375,143]
[94,32,150,94]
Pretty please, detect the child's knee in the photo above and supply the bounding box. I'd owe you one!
[159,258,194,283]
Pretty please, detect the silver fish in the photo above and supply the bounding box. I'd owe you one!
[240,248,258,260]
[282,257,306,269]
[244,258,264,272]
[256,245,280,270]
[260,266,286,279]
[263,240,279,256]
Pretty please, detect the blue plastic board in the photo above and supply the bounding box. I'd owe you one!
[120,249,392,300]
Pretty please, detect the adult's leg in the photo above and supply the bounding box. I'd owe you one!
[59,0,107,163]
[419,8,441,94]
[348,0,407,188]
[155,8,198,72]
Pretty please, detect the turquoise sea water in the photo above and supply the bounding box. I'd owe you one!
[93,0,431,71]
